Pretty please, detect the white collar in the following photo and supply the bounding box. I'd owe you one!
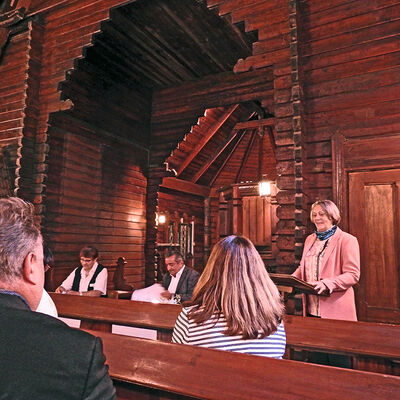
[171,264,185,279]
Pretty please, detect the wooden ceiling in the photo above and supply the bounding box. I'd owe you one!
[85,0,255,89]
[165,104,277,188]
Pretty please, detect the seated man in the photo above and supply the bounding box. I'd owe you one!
[0,197,116,399]
[161,250,199,304]
[55,246,107,297]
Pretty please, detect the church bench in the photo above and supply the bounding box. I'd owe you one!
[84,329,400,400]
[50,293,180,340]
[50,294,400,375]
[284,314,400,375]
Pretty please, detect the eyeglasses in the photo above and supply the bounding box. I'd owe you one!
[44,264,52,272]
[80,258,94,263]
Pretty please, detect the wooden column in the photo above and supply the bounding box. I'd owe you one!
[231,185,242,235]
[289,0,307,263]
[204,197,211,264]
[218,191,229,238]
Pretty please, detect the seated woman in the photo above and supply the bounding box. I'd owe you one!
[172,235,286,358]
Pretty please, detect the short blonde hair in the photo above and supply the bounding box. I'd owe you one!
[187,235,284,339]
[310,200,341,225]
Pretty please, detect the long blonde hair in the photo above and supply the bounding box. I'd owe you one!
[188,235,284,339]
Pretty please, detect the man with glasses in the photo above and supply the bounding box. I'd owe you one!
[0,197,116,399]
[55,246,108,297]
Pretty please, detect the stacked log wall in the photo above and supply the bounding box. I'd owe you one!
[299,0,400,230]
[11,0,146,286]
[208,0,298,267]
[0,22,32,196]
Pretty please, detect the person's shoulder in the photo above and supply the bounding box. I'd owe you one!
[186,266,199,276]
[336,227,358,242]
[27,310,96,342]
[305,232,316,243]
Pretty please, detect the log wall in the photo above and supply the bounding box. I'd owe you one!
[299,0,400,222]
[43,51,151,287]
[1,0,400,284]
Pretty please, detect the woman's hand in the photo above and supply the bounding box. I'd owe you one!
[310,281,328,295]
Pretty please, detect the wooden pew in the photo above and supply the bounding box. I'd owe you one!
[284,315,400,375]
[84,329,400,400]
[50,293,180,340]
[50,294,400,375]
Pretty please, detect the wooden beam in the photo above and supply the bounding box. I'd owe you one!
[192,129,241,183]
[161,177,210,197]
[234,118,275,130]
[236,129,257,183]
[176,104,239,176]
[210,130,245,187]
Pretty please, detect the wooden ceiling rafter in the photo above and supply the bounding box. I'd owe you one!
[99,23,177,87]
[191,128,242,183]
[159,2,227,72]
[109,9,196,84]
[92,25,179,88]
[233,117,275,130]
[209,129,246,187]
[176,104,239,177]
[235,128,257,183]
[160,177,210,197]
[124,3,211,79]
[84,44,154,87]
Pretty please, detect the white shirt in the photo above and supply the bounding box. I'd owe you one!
[60,262,108,295]
[36,290,58,318]
[167,265,185,294]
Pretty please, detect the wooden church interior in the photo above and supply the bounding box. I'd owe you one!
[1,0,400,398]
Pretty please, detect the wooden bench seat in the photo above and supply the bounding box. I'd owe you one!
[50,294,400,375]
[84,329,400,400]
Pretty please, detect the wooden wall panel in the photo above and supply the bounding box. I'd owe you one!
[45,124,148,288]
[42,23,151,288]
[300,0,400,213]
[0,26,30,179]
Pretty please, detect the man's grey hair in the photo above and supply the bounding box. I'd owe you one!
[0,197,41,283]
[165,250,184,263]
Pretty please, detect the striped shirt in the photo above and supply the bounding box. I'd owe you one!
[172,307,286,358]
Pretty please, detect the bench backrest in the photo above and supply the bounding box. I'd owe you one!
[84,329,400,400]
[51,294,400,374]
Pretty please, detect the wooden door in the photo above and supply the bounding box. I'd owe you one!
[349,169,400,323]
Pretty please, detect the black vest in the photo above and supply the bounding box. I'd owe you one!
[72,264,105,293]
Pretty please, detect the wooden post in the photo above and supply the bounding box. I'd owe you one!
[232,185,242,235]
[204,197,211,264]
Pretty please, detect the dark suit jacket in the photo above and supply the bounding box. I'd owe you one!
[0,293,116,400]
[162,266,200,302]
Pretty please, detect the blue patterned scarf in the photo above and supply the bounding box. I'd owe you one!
[315,225,337,241]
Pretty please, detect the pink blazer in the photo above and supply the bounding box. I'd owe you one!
[292,227,360,321]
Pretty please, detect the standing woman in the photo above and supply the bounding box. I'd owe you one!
[172,235,286,359]
[293,200,360,321]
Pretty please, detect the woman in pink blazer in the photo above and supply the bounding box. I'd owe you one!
[292,200,360,321]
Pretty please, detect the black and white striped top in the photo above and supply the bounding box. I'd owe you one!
[172,307,286,358]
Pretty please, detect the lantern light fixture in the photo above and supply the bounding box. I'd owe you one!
[258,180,271,196]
